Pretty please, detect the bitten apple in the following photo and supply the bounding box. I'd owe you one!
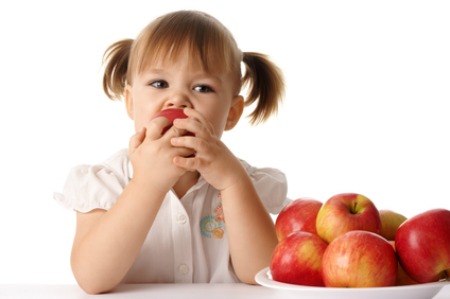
[395,208,450,283]
[316,193,381,243]
[270,231,328,286]
[379,209,407,241]
[322,230,397,287]
[275,198,322,241]
[152,108,189,134]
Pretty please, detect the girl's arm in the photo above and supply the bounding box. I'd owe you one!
[173,142,277,283]
[219,164,278,284]
[71,118,192,294]
[71,180,166,294]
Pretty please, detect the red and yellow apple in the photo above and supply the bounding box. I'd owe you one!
[379,209,407,241]
[322,230,397,287]
[395,208,450,283]
[152,108,189,134]
[275,198,322,241]
[316,193,381,243]
[270,231,328,286]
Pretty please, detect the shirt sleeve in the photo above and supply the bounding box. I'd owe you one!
[53,164,125,213]
[244,162,290,215]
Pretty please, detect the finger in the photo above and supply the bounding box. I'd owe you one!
[169,135,197,157]
[144,117,172,140]
[173,156,198,172]
[183,107,213,131]
[161,121,193,140]
[170,135,195,150]
[171,135,209,154]
[129,127,146,152]
[174,146,196,159]
[173,117,213,139]
[174,109,215,137]
[182,107,203,120]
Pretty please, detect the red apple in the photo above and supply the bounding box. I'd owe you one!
[395,208,450,283]
[270,231,328,286]
[388,241,419,286]
[152,108,189,134]
[275,198,322,241]
[322,230,397,287]
[316,193,381,243]
[379,209,407,241]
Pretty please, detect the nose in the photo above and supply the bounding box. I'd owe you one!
[163,91,192,109]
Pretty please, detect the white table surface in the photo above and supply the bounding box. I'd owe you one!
[1,283,449,299]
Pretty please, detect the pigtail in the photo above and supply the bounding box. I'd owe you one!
[102,39,133,100]
[242,52,284,124]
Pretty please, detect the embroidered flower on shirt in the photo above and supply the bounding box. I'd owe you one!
[200,201,225,239]
[200,215,224,239]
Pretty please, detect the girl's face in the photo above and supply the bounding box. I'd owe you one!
[125,48,243,139]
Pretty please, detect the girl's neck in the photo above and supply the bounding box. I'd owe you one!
[173,171,200,199]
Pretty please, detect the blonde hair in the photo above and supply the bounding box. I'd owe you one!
[103,10,284,124]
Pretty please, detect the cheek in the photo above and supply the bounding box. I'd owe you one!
[133,120,143,133]
[207,108,230,136]
[132,104,158,132]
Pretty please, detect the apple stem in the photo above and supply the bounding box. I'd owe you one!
[350,202,359,214]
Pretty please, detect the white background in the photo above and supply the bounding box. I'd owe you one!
[0,0,449,284]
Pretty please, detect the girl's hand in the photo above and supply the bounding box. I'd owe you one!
[170,108,246,192]
[128,116,195,194]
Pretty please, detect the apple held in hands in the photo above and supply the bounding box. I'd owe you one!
[270,231,328,286]
[152,108,190,135]
[152,108,188,123]
[316,193,381,243]
[275,198,322,241]
[322,230,397,287]
[379,209,407,241]
[395,208,450,283]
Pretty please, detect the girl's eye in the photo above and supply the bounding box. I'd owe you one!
[150,80,168,88]
[193,85,214,93]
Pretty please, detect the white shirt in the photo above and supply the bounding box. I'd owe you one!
[54,149,289,283]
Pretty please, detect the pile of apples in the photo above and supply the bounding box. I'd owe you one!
[270,192,450,288]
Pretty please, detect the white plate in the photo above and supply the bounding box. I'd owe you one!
[255,267,449,299]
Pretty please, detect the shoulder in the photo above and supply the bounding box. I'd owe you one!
[240,159,286,183]
[101,148,131,183]
[54,149,130,212]
[69,149,130,187]
[239,159,289,214]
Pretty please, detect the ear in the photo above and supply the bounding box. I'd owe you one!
[124,84,134,120]
[225,95,244,131]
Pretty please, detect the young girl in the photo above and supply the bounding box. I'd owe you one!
[55,10,288,294]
